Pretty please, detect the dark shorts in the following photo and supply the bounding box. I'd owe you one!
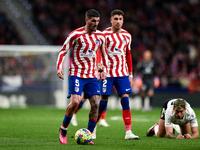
[99,76,132,96]
[141,80,154,93]
[160,98,174,120]
[67,76,100,99]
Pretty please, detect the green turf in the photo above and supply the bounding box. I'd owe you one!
[0,107,200,150]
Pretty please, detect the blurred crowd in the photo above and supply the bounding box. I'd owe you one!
[0,11,24,45]
[29,0,200,89]
[1,0,200,91]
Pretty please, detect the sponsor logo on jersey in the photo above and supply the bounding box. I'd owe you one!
[168,118,172,123]
[108,47,122,55]
[80,49,95,57]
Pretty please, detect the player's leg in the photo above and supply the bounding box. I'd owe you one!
[97,78,113,123]
[115,76,139,140]
[59,76,83,144]
[141,83,147,111]
[84,78,101,144]
[140,91,146,110]
[71,94,87,126]
[156,119,166,137]
[99,106,110,127]
[59,94,82,144]
[147,89,154,111]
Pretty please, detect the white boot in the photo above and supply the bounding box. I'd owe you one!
[71,114,78,126]
[92,126,97,139]
[125,130,139,140]
[99,119,110,127]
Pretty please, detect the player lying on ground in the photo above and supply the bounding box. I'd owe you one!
[147,98,199,139]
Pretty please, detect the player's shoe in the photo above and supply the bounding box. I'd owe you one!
[147,123,159,136]
[92,126,97,139]
[125,130,139,140]
[89,141,94,145]
[71,114,78,126]
[99,119,110,127]
[59,126,67,144]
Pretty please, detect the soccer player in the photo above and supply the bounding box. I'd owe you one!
[136,50,157,111]
[147,98,199,139]
[56,9,108,144]
[96,9,139,140]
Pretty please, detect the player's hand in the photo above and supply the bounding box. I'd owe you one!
[129,76,134,89]
[184,134,191,139]
[97,63,103,73]
[176,134,184,139]
[100,72,107,81]
[57,69,64,80]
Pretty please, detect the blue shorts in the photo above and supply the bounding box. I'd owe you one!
[68,76,100,99]
[99,76,132,96]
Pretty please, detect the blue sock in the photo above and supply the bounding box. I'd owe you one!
[78,101,84,108]
[87,119,97,133]
[121,97,130,110]
[99,100,108,113]
[62,114,72,128]
[103,106,107,111]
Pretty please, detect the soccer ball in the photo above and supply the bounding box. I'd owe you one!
[75,128,92,144]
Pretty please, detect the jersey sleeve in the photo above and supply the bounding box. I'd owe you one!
[100,35,108,73]
[165,113,173,127]
[56,32,76,70]
[190,109,198,127]
[126,35,133,73]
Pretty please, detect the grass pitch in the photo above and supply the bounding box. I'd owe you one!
[0,107,200,150]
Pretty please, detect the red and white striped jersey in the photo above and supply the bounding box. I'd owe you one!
[103,27,133,77]
[57,27,108,78]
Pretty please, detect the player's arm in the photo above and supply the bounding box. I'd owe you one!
[190,126,199,139]
[56,32,76,79]
[165,114,184,139]
[125,35,133,87]
[96,49,103,73]
[99,35,108,80]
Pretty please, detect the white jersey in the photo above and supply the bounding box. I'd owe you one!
[165,99,198,127]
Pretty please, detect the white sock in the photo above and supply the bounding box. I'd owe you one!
[154,124,159,136]
[172,124,181,135]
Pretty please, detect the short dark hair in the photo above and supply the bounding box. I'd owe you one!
[85,9,100,19]
[111,9,124,17]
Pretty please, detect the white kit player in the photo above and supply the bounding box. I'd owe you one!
[147,98,199,139]
[57,9,108,145]
[95,9,139,140]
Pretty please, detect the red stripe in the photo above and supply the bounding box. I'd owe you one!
[57,44,67,70]
[89,118,97,122]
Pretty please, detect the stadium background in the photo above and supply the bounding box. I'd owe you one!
[1,0,200,109]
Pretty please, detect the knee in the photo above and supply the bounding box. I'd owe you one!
[72,99,80,108]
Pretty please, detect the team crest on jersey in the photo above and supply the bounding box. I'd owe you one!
[103,88,106,93]
[75,87,79,92]
[122,39,126,44]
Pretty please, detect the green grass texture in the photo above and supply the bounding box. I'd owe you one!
[0,107,200,150]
